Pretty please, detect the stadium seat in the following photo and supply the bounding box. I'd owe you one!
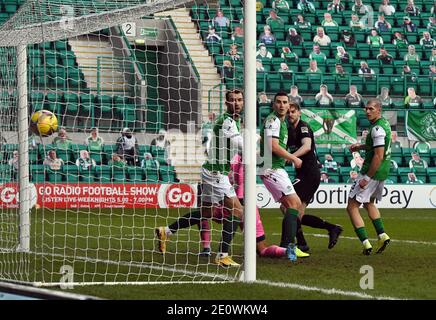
[316,147,331,160]
[63,165,79,183]
[159,166,177,182]
[145,167,159,182]
[30,164,46,183]
[96,165,111,183]
[339,167,352,183]
[398,167,412,183]
[127,166,144,182]
[47,168,63,183]
[112,166,126,182]
[331,147,346,166]
[78,166,95,183]
[427,167,436,183]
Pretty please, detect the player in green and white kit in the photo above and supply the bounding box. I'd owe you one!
[156,90,244,267]
[259,92,303,262]
[347,99,391,255]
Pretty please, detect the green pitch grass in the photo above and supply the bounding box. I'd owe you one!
[1,208,435,299]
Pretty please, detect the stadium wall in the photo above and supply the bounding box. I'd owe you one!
[1,183,435,209]
[257,184,436,209]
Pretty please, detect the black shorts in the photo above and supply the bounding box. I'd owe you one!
[293,170,321,204]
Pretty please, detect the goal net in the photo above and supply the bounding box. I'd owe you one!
[0,0,247,286]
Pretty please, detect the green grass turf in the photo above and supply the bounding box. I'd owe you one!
[1,208,435,299]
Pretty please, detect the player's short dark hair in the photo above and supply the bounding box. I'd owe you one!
[226,89,243,102]
[366,98,382,110]
[273,91,289,102]
[289,101,300,111]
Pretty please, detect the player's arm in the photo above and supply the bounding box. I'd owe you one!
[223,118,243,153]
[365,146,384,179]
[359,125,386,187]
[292,137,311,158]
[270,137,302,168]
[349,143,369,152]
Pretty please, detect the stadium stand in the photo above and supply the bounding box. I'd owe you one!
[191,0,435,184]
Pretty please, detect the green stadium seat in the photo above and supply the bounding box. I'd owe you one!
[391,145,403,166]
[78,166,95,183]
[402,147,414,161]
[145,167,159,182]
[427,168,436,183]
[267,73,282,91]
[0,164,13,182]
[96,165,111,183]
[47,168,63,183]
[89,151,104,165]
[30,164,46,183]
[63,165,79,183]
[258,105,271,127]
[336,77,351,94]
[159,166,177,182]
[112,166,126,182]
[339,167,353,183]
[127,166,144,182]
[316,147,331,160]
[398,167,412,183]
[56,149,73,164]
[331,147,346,166]
[323,75,336,93]
[29,148,39,164]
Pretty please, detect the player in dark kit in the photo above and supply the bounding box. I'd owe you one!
[285,102,343,252]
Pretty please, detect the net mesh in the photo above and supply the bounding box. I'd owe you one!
[0,0,243,285]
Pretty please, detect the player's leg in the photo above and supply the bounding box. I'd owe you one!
[347,197,372,255]
[347,177,379,255]
[155,208,206,253]
[255,206,309,258]
[280,204,310,252]
[199,206,227,257]
[199,219,212,256]
[215,195,243,266]
[294,175,343,250]
[365,193,390,253]
[279,193,302,261]
[261,168,301,262]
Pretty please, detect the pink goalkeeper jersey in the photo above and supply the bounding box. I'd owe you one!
[212,154,264,239]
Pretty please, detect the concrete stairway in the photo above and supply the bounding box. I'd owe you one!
[154,8,223,120]
[68,36,129,94]
[155,7,224,183]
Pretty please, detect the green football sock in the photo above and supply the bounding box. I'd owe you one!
[372,218,385,235]
[355,227,368,242]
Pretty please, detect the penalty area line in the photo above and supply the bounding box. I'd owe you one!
[272,233,436,246]
[255,279,404,300]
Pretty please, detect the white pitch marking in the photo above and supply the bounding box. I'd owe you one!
[270,233,436,246]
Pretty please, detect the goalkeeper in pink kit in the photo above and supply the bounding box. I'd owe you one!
[198,153,306,258]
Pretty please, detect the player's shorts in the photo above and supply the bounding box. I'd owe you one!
[212,205,265,242]
[201,167,237,205]
[260,168,296,202]
[293,170,321,204]
[348,175,385,204]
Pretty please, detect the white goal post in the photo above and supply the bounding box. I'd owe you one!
[0,0,257,286]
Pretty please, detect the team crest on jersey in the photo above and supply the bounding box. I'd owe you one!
[301,126,309,134]
[266,118,276,129]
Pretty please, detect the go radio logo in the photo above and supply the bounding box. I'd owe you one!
[429,187,436,208]
[158,184,196,208]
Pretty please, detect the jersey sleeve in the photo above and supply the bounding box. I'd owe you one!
[223,117,243,152]
[222,117,240,138]
[371,125,386,147]
[299,124,311,140]
[264,117,281,139]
